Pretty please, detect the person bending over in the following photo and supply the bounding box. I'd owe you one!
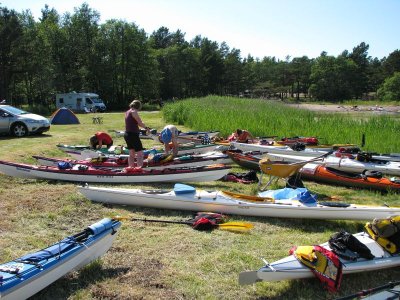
[159,124,179,156]
[89,132,113,149]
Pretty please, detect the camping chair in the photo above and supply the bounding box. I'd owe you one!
[258,151,333,191]
[258,158,308,191]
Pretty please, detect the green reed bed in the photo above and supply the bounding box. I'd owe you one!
[1,111,400,299]
[162,96,400,153]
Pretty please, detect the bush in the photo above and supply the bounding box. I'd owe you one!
[377,72,400,101]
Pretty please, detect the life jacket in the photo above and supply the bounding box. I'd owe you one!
[187,212,227,231]
[122,166,143,174]
[290,245,343,292]
[365,216,400,254]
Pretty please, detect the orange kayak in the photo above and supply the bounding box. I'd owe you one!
[301,164,400,192]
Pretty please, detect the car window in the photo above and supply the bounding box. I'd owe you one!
[2,106,28,115]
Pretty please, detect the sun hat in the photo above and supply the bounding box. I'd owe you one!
[160,128,172,144]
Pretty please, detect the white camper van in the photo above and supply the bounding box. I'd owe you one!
[56,92,106,112]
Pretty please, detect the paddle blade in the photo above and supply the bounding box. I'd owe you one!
[221,190,274,203]
[113,215,130,221]
[217,221,254,233]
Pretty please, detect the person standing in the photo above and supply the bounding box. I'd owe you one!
[124,100,149,167]
[159,124,179,156]
[89,132,113,149]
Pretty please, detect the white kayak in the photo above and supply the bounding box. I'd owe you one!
[77,184,400,220]
[0,218,121,300]
[62,143,219,160]
[33,151,232,170]
[151,130,220,143]
[239,232,400,285]
[231,141,341,155]
[265,152,400,176]
[0,160,231,183]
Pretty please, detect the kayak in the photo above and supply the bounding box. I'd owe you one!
[275,136,319,146]
[239,231,400,285]
[301,163,400,192]
[337,281,400,300]
[77,184,400,220]
[0,160,231,183]
[226,150,262,170]
[230,141,357,154]
[265,152,400,176]
[151,130,220,143]
[228,151,400,192]
[58,143,219,159]
[32,151,232,170]
[109,129,155,139]
[0,218,121,300]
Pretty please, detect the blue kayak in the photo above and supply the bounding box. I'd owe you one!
[0,218,121,299]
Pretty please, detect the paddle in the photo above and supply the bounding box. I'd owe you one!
[221,190,275,203]
[335,280,400,300]
[282,150,335,167]
[114,214,254,233]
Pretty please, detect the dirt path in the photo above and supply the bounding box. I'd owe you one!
[287,103,400,114]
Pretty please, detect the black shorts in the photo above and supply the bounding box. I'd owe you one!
[124,132,143,151]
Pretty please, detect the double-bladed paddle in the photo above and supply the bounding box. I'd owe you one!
[114,213,254,233]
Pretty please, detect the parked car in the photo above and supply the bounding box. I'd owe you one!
[0,105,51,137]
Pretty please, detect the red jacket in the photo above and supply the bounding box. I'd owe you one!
[95,132,113,144]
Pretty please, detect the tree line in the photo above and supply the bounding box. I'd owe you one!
[1,3,400,110]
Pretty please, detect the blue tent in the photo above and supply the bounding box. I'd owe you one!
[50,107,80,124]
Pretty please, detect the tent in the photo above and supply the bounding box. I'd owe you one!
[50,107,80,124]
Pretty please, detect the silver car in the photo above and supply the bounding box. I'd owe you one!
[0,105,51,137]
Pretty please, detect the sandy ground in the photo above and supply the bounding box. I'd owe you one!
[287,103,400,114]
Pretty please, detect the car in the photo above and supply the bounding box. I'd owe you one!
[0,105,51,137]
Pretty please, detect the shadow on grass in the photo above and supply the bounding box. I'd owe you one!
[254,268,400,300]
[31,260,131,299]
[0,133,52,140]
[99,192,366,235]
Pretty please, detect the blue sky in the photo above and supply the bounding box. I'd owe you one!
[2,0,399,60]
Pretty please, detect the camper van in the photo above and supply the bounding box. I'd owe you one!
[56,92,106,112]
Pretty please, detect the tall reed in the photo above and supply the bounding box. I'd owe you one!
[162,96,400,153]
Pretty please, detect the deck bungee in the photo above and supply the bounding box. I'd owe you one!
[78,184,400,220]
[0,218,121,300]
[0,160,231,183]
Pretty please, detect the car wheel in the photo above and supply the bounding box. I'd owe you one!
[11,123,28,137]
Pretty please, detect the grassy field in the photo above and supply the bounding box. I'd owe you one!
[0,104,399,299]
[162,96,400,154]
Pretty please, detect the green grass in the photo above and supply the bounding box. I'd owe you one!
[0,107,399,299]
[162,96,400,153]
